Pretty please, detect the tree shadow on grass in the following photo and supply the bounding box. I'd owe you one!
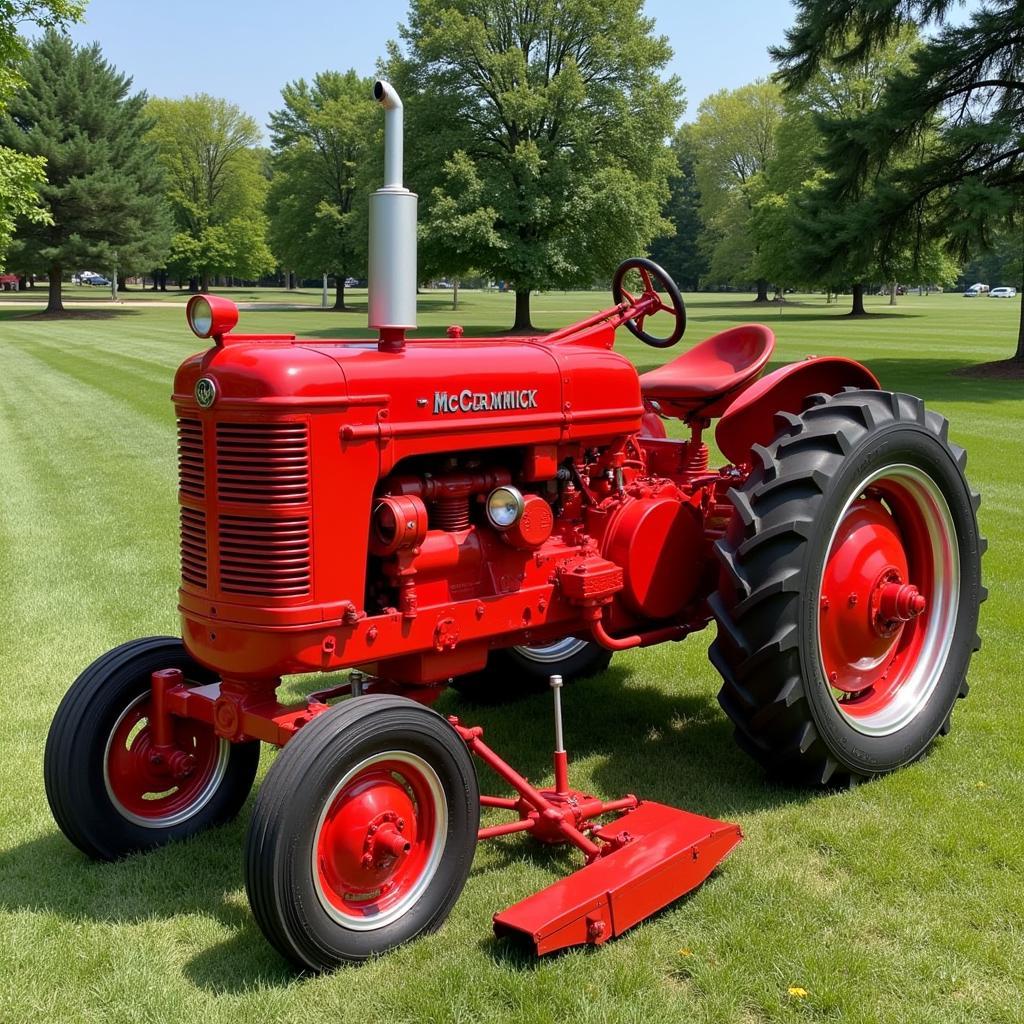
[0,307,144,324]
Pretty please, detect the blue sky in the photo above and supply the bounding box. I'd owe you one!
[56,0,797,131]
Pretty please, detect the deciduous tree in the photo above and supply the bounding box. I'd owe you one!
[0,2,83,267]
[267,70,376,310]
[690,80,784,301]
[148,94,273,291]
[389,0,682,331]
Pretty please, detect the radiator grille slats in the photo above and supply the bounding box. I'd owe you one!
[218,515,311,597]
[176,415,313,601]
[177,419,205,500]
[216,422,310,505]
[179,507,208,588]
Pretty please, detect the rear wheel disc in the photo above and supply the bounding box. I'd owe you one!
[817,465,959,736]
[709,390,984,785]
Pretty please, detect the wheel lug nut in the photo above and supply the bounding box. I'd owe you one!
[396,818,406,832]
[848,594,858,607]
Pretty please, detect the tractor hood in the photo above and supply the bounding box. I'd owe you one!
[173,332,643,454]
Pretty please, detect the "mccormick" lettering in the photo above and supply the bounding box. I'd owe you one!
[432,389,539,415]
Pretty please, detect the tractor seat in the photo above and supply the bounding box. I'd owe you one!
[639,324,775,419]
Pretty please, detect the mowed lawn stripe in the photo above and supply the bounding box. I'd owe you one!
[0,292,1022,1023]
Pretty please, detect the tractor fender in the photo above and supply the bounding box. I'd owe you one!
[715,356,879,466]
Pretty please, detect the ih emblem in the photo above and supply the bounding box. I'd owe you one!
[194,377,217,409]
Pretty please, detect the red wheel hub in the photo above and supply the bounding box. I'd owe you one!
[104,695,226,825]
[818,496,930,713]
[314,755,444,926]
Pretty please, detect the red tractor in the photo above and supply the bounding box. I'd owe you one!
[45,82,984,971]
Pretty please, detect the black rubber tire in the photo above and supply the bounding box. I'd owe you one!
[709,389,986,786]
[244,695,479,970]
[451,640,612,703]
[44,636,261,861]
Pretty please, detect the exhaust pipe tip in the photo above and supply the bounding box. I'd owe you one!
[374,79,402,111]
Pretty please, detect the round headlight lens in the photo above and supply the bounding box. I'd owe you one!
[486,486,525,530]
[188,297,213,338]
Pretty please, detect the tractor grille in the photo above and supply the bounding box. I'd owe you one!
[179,507,208,588]
[218,514,312,597]
[215,422,310,505]
[176,415,313,600]
[177,418,205,500]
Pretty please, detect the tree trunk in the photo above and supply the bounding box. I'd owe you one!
[201,271,210,294]
[46,263,63,314]
[889,281,897,306]
[754,278,770,303]
[513,289,534,331]
[1016,284,1024,361]
[850,282,866,316]
[159,270,167,292]
[188,276,199,293]
[333,279,348,311]
[452,278,459,310]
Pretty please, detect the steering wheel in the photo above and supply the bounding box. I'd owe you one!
[612,257,686,348]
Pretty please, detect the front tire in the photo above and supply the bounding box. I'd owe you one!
[44,636,260,860]
[709,390,985,786]
[244,695,479,970]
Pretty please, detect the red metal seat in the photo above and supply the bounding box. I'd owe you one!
[639,324,775,419]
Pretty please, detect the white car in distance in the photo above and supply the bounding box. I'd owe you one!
[989,287,1017,298]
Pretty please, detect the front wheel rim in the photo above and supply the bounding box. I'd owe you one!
[816,464,960,737]
[312,751,448,932]
[513,637,591,664]
[103,693,230,828]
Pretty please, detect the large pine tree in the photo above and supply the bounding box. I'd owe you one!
[774,0,1024,356]
[0,31,170,312]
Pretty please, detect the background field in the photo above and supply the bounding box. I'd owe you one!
[0,291,1021,1023]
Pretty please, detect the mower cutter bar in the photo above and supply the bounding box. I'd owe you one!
[493,802,742,955]
[448,674,742,956]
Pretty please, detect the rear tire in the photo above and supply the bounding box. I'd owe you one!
[245,695,479,970]
[709,390,985,786]
[44,636,260,860]
[451,638,612,703]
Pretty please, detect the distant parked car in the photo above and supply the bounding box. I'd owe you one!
[344,277,359,288]
[85,276,110,286]
[990,287,1017,298]
[963,283,989,296]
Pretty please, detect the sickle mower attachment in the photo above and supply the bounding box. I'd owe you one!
[450,676,742,955]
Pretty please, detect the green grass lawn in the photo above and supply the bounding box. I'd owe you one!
[1,291,1021,1023]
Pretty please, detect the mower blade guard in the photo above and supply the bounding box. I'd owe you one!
[492,802,741,955]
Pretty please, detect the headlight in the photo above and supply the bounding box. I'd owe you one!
[186,294,239,341]
[486,486,525,530]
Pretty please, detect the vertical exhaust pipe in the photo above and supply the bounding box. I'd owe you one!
[369,80,417,350]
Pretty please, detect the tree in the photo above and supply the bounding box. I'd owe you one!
[148,94,273,291]
[649,126,707,290]
[388,0,682,331]
[774,0,1024,357]
[0,31,171,312]
[0,3,83,267]
[773,25,928,314]
[420,151,504,310]
[690,80,784,301]
[267,70,376,311]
